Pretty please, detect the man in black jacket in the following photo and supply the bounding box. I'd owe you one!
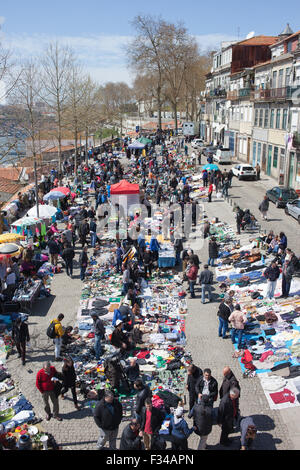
[218,388,240,446]
[62,243,75,277]
[79,219,90,248]
[79,246,88,281]
[134,379,152,420]
[12,316,30,365]
[219,367,240,400]
[140,398,164,450]
[186,364,203,411]
[93,390,123,450]
[91,313,105,360]
[120,419,143,450]
[217,300,232,339]
[189,394,212,450]
[195,368,218,406]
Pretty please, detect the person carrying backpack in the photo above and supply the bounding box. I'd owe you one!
[47,314,64,361]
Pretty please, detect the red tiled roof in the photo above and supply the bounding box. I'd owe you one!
[236,36,278,46]
[272,30,300,46]
[0,167,23,181]
[0,177,23,195]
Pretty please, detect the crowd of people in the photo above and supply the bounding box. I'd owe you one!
[2,130,298,451]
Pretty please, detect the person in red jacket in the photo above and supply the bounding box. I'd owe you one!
[187,260,199,299]
[36,362,63,421]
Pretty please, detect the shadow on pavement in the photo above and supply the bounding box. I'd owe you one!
[31,295,56,317]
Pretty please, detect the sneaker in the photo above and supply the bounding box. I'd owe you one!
[53,416,62,421]
[46,414,51,421]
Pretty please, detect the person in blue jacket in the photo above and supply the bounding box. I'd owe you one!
[149,234,160,263]
[169,406,194,450]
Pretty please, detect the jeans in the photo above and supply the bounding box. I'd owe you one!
[53,337,62,358]
[16,341,26,363]
[282,275,291,297]
[61,385,78,406]
[267,280,277,299]
[80,266,87,281]
[121,282,129,296]
[97,427,118,450]
[94,334,103,360]
[207,258,215,267]
[201,284,212,303]
[90,231,97,248]
[231,328,244,349]
[116,258,122,273]
[218,317,228,338]
[189,280,196,297]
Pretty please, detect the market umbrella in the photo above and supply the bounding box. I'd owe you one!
[43,191,66,201]
[51,186,70,196]
[27,205,57,219]
[202,164,219,171]
[0,233,25,244]
[11,216,42,228]
[0,243,21,259]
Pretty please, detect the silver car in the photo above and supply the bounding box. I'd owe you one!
[285,199,300,223]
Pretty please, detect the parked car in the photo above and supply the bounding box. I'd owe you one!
[285,199,300,223]
[266,186,299,208]
[232,164,256,180]
[213,148,232,164]
[191,138,204,149]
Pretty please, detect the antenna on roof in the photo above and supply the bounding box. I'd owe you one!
[246,31,255,39]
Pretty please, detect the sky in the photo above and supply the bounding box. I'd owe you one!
[0,0,298,86]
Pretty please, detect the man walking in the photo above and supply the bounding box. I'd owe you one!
[187,260,198,299]
[219,367,240,400]
[218,388,240,446]
[217,300,232,339]
[189,394,213,450]
[62,243,75,277]
[91,312,105,361]
[93,390,123,450]
[140,397,164,450]
[186,364,203,411]
[79,246,89,281]
[36,361,63,421]
[51,314,64,361]
[199,264,213,304]
[12,315,30,366]
[259,195,269,221]
[89,217,97,248]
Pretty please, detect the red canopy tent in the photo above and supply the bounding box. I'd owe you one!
[110,180,139,195]
[110,180,140,216]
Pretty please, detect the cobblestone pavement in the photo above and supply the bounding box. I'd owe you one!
[4,155,299,450]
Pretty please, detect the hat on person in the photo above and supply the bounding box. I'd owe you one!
[115,319,123,326]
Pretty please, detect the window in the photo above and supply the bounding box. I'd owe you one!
[254,109,259,126]
[264,109,269,128]
[275,109,281,129]
[278,69,284,88]
[259,109,263,127]
[272,71,277,88]
[282,109,288,130]
[280,148,286,172]
[285,68,291,86]
[270,109,275,128]
[273,146,278,168]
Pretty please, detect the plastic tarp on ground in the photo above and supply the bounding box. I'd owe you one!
[109,180,140,216]
[128,140,145,149]
[138,137,153,145]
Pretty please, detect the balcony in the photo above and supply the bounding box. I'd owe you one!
[227,90,238,100]
[239,87,251,98]
[227,88,251,101]
[252,87,288,101]
[206,88,227,99]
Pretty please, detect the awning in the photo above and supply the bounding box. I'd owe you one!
[110,180,140,195]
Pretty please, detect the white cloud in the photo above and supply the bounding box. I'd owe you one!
[195,33,238,52]
[1,31,238,85]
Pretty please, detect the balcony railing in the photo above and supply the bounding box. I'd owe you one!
[206,89,227,98]
[252,87,289,101]
[227,88,251,100]
[227,90,238,100]
[239,87,251,98]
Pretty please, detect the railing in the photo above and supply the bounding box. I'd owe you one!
[227,90,238,100]
[252,87,288,101]
[239,87,251,98]
[208,89,227,98]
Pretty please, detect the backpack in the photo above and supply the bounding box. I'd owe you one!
[46,321,56,339]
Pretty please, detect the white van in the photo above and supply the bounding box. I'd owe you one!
[213,148,232,164]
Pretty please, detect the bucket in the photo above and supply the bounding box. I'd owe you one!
[18,433,32,450]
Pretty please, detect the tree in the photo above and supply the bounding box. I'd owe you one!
[126,14,165,130]
[158,21,200,133]
[99,82,135,136]
[40,41,75,179]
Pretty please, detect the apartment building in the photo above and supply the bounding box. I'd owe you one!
[203,24,300,189]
